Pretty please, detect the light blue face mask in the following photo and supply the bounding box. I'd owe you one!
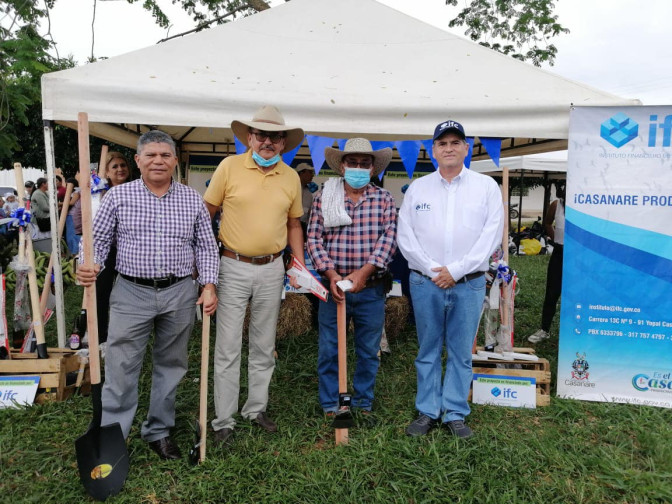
[252,150,281,168]
[344,168,371,189]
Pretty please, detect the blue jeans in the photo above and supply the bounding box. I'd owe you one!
[317,284,386,412]
[65,214,80,256]
[409,271,486,422]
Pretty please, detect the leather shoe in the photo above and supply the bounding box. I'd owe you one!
[213,427,234,448]
[148,436,182,460]
[253,412,277,433]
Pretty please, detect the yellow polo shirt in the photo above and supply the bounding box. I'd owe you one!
[204,150,303,257]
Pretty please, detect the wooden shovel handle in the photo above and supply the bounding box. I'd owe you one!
[38,182,74,315]
[199,309,210,463]
[337,300,347,394]
[13,164,46,353]
[78,112,102,385]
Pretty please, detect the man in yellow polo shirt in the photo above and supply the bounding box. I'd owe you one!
[204,105,305,447]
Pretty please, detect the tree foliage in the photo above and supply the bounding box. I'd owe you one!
[446,0,568,66]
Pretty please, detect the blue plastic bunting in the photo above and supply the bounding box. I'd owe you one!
[464,137,475,168]
[233,136,247,155]
[479,137,502,167]
[306,135,336,175]
[395,140,422,178]
[282,136,305,165]
[420,139,438,169]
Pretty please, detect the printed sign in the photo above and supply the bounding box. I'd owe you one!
[0,376,40,408]
[472,374,536,408]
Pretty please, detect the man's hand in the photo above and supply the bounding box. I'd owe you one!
[76,264,100,287]
[197,283,218,316]
[431,266,456,289]
[344,269,367,293]
[324,270,345,303]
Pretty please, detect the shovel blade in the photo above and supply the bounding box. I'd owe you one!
[75,422,129,501]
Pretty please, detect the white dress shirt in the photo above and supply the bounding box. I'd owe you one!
[397,168,504,281]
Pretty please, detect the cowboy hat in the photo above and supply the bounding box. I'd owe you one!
[231,105,305,153]
[324,138,393,177]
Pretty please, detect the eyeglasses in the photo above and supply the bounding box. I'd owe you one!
[250,129,286,144]
[343,158,373,169]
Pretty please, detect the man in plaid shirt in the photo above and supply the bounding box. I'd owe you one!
[77,130,219,460]
[307,138,397,419]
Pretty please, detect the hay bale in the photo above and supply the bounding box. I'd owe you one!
[242,293,313,340]
[384,296,410,341]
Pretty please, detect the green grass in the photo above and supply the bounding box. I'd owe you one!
[1,256,672,503]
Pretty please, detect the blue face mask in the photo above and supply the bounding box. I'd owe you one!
[252,150,281,168]
[344,168,371,189]
[307,181,319,193]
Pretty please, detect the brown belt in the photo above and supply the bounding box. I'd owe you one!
[410,270,484,284]
[221,248,282,265]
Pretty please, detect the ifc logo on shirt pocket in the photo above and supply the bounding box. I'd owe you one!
[415,203,431,212]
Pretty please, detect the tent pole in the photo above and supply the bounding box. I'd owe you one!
[517,169,524,255]
[502,165,509,264]
[542,171,550,220]
[43,120,66,348]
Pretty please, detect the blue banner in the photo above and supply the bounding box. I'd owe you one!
[557,106,672,408]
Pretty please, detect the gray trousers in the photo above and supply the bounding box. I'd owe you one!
[211,255,284,431]
[102,276,198,441]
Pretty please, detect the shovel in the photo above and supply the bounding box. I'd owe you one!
[74,112,128,501]
[189,301,211,465]
[332,297,353,445]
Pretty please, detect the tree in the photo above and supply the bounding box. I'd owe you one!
[446,0,569,66]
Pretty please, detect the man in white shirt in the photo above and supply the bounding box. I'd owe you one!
[397,120,503,438]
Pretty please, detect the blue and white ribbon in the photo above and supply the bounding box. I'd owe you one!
[91,174,109,194]
[9,207,31,228]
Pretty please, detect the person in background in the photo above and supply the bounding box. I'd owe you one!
[204,105,305,447]
[398,120,503,439]
[76,130,219,460]
[65,177,81,256]
[29,178,51,240]
[294,163,316,240]
[306,138,397,419]
[96,152,131,346]
[24,180,35,200]
[3,193,19,215]
[55,175,66,211]
[527,180,566,343]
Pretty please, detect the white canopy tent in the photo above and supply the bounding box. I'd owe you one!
[39,0,640,346]
[470,151,567,176]
[41,0,640,157]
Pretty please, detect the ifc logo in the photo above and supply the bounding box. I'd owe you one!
[490,387,501,398]
[600,113,638,148]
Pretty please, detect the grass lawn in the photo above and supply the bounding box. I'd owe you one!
[1,255,671,503]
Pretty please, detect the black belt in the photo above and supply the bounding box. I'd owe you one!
[410,269,484,284]
[119,274,189,289]
[221,248,282,265]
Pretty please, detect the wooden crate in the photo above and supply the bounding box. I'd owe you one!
[0,348,90,403]
[470,346,551,406]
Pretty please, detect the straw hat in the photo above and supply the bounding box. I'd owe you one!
[324,138,392,177]
[231,105,305,153]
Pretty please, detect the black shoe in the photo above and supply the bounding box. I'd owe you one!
[148,436,182,460]
[213,427,234,448]
[444,420,473,439]
[253,412,277,433]
[405,414,437,437]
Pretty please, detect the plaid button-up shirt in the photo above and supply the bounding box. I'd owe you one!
[93,178,219,285]
[307,184,397,278]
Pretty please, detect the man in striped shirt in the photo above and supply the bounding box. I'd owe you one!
[77,130,219,460]
[307,138,397,419]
